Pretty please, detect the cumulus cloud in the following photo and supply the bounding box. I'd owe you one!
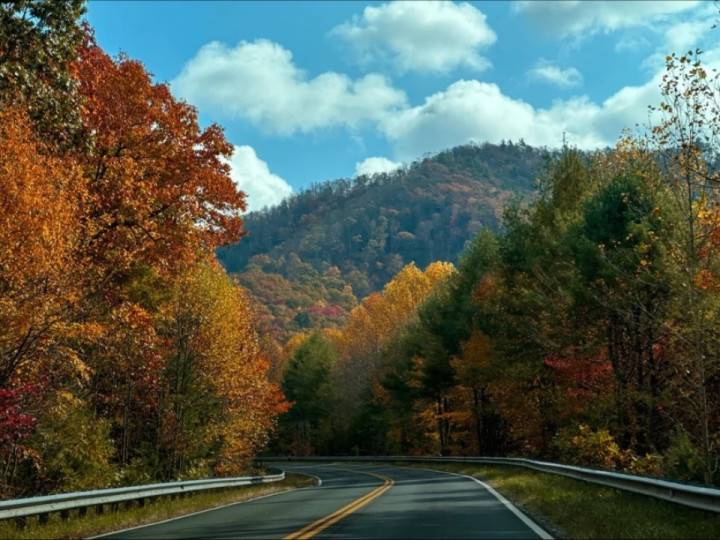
[527,61,583,87]
[172,39,406,135]
[513,0,699,38]
[382,81,548,160]
[355,156,402,177]
[664,19,712,54]
[380,76,664,161]
[225,145,292,212]
[331,1,496,74]
[614,35,651,53]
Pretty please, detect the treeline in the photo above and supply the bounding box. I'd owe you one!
[272,261,454,455]
[0,2,286,497]
[219,141,548,343]
[272,51,720,486]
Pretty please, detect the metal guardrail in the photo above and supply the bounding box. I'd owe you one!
[257,455,720,514]
[0,471,284,525]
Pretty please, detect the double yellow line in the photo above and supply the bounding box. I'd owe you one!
[284,469,394,540]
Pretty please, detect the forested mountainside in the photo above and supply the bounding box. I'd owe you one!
[5,0,720,505]
[217,141,552,340]
[268,49,720,486]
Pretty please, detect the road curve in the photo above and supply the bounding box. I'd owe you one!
[100,463,551,539]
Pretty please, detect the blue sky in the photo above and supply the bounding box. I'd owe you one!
[85,1,720,212]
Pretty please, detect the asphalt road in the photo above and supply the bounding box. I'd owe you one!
[101,463,551,539]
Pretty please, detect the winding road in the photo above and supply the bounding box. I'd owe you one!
[101,463,552,539]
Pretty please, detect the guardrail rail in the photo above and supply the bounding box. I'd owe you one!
[0,470,285,529]
[257,455,720,514]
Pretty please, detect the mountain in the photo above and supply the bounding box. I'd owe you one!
[217,140,550,342]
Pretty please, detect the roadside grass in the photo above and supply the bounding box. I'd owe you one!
[399,462,720,540]
[0,473,316,540]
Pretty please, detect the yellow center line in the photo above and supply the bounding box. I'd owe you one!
[283,468,394,540]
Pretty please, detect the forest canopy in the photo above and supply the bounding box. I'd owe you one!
[265,49,720,487]
[3,0,720,499]
[0,1,287,497]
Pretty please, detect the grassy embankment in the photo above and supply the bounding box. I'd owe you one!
[0,473,315,540]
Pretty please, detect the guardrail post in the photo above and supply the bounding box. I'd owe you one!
[38,512,49,525]
[79,506,87,517]
[14,516,26,530]
[96,503,104,515]
[60,509,69,521]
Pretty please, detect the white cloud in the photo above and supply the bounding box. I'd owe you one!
[355,157,402,177]
[380,76,664,160]
[171,14,720,184]
[225,145,292,212]
[512,0,700,39]
[172,39,406,135]
[614,35,651,53]
[382,81,545,160]
[664,19,712,54]
[331,1,496,74]
[527,61,583,87]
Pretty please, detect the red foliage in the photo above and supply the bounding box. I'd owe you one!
[0,385,41,444]
[544,349,613,398]
[307,305,343,318]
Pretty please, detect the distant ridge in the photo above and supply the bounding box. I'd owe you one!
[217,141,552,340]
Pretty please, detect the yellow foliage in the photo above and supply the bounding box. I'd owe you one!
[284,332,312,357]
[173,260,290,475]
[452,330,493,389]
[424,261,455,284]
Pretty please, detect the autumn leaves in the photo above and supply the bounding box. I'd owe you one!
[0,5,285,496]
[273,49,720,485]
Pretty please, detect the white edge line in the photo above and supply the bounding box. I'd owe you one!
[466,475,553,540]
[402,465,553,540]
[89,473,322,539]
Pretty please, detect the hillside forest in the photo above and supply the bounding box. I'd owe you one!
[217,140,547,344]
[255,52,720,486]
[2,0,720,500]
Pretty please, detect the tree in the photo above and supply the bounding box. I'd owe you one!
[89,300,165,475]
[68,36,254,480]
[166,261,289,477]
[450,330,497,454]
[486,150,594,455]
[0,16,294,494]
[0,105,84,386]
[74,31,246,280]
[571,155,672,454]
[332,262,453,437]
[648,50,720,483]
[281,332,338,455]
[0,1,86,142]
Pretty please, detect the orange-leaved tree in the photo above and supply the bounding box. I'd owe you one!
[73,29,246,280]
[0,105,85,386]
[68,31,253,481]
